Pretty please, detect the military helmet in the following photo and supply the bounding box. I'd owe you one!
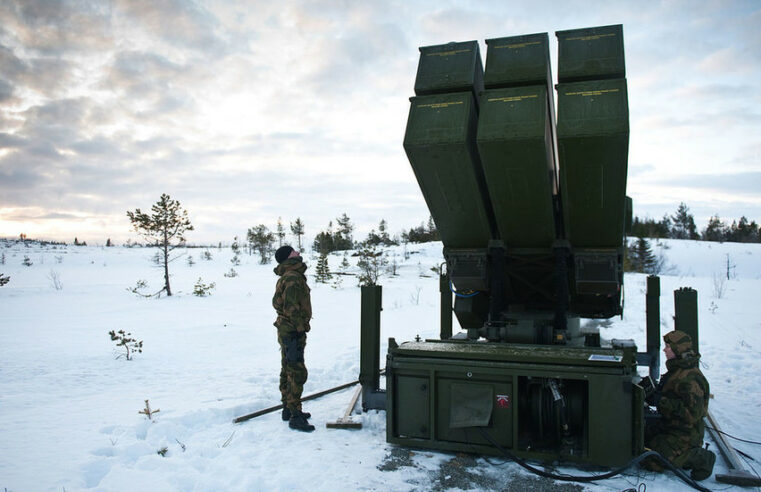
[663,330,694,358]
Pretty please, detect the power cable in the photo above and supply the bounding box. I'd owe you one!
[705,426,761,446]
[476,427,711,492]
[449,279,479,298]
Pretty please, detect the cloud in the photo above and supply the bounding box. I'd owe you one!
[1,0,760,243]
[113,0,229,55]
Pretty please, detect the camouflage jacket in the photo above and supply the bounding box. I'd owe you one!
[657,353,709,439]
[273,258,312,335]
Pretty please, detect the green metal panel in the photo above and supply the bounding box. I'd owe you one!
[415,41,484,99]
[439,272,453,340]
[557,78,629,248]
[394,374,430,439]
[404,92,494,248]
[674,287,699,353]
[646,276,661,381]
[484,33,552,88]
[359,285,382,388]
[586,374,634,465]
[477,85,557,247]
[556,24,625,82]
[392,340,634,369]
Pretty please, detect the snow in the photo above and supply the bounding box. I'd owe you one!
[1,239,760,491]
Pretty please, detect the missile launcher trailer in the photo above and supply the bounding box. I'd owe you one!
[388,25,647,467]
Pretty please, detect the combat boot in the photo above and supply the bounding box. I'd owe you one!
[687,447,716,481]
[289,410,315,432]
[282,407,310,421]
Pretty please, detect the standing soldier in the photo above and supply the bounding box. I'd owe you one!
[273,245,315,432]
[645,330,715,480]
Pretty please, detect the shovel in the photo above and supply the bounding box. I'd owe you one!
[326,384,363,429]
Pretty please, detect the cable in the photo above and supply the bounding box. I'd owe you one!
[449,279,479,298]
[705,426,761,445]
[476,427,711,492]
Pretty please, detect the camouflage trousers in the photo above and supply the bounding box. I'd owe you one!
[278,332,308,413]
[644,422,702,471]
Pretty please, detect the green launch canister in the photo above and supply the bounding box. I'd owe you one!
[483,33,552,89]
[556,24,625,82]
[557,78,629,248]
[404,92,494,248]
[414,41,485,100]
[477,85,557,247]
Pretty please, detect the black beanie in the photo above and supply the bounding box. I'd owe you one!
[275,245,294,264]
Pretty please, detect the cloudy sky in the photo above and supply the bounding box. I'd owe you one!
[1,0,759,245]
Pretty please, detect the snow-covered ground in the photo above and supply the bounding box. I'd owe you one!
[1,238,760,491]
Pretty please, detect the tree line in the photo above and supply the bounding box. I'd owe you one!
[630,202,759,243]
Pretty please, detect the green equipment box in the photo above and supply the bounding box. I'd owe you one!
[403,92,494,248]
[387,340,644,467]
[484,33,553,89]
[477,85,557,248]
[557,24,625,82]
[414,41,485,101]
[557,78,629,249]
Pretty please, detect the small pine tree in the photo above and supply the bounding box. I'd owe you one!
[339,252,351,271]
[193,278,216,296]
[22,255,32,266]
[106,238,113,247]
[0,273,10,286]
[187,255,195,266]
[109,330,143,360]
[202,250,212,261]
[290,217,305,250]
[357,243,387,286]
[315,251,332,283]
[276,217,286,247]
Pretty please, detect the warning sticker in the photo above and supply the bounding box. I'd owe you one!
[496,394,511,409]
[588,354,623,362]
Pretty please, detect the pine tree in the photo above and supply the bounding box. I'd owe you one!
[127,194,194,296]
[670,203,698,240]
[339,252,350,271]
[247,224,275,264]
[313,221,335,253]
[290,217,305,250]
[315,251,332,283]
[357,243,387,286]
[335,213,354,250]
[627,237,656,273]
[702,215,727,242]
[276,217,286,247]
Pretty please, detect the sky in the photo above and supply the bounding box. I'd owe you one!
[0,0,759,246]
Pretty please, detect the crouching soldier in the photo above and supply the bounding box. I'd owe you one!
[273,245,314,432]
[644,330,715,480]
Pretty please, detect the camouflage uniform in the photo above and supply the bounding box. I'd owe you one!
[645,331,714,479]
[272,257,312,414]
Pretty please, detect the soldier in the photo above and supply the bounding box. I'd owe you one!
[273,245,315,432]
[645,330,715,480]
